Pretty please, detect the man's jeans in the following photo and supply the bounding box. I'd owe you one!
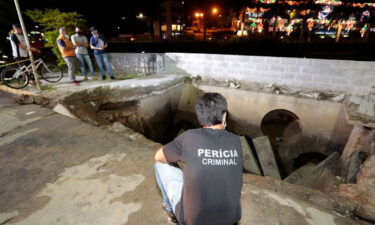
[76,54,94,76]
[94,53,113,77]
[155,162,183,214]
[63,56,76,81]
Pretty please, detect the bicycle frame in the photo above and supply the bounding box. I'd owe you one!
[12,58,47,79]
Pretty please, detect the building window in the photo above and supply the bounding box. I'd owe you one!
[172,24,181,31]
[161,25,167,31]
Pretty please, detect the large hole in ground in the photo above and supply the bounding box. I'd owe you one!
[63,83,349,176]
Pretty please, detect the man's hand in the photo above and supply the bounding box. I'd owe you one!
[27,47,41,53]
[155,147,168,163]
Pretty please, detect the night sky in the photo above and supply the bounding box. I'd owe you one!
[0,0,239,50]
[18,0,244,35]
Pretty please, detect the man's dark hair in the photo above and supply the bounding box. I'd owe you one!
[195,93,227,126]
[76,26,83,30]
[12,24,21,29]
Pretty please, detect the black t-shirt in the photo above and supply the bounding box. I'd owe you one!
[163,128,243,225]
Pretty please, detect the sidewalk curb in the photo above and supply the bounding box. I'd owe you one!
[0,85,39,96]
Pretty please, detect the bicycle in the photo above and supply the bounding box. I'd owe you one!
[0,58,63,89]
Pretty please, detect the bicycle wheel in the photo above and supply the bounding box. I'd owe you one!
[40,64,63,83]
[1,67,29,89]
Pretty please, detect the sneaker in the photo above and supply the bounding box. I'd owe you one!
[110,76,116,80]
[102,76,107,80]
[72,81,80,86]
[162,203,178,224]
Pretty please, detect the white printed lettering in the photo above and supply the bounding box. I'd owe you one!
[198,149,204,157]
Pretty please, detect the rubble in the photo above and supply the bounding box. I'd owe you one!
[299,92,319,99]
[13,94,34,105]
[242,174,361,225]
[229,82,240,89]
[340,125,373,183]
[339,155,375,222]
[331,94,346,102]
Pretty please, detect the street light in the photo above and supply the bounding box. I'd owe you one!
[212,7,218,15]
[136,13,145,19]
[195,12,204,18]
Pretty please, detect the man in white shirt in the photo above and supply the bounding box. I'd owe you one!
[71,27,94,80]
[10,24,28,60]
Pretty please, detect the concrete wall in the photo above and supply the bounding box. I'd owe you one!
[108,53,165,74]
[177,84,352,141]
[176,83,353,172]
[109,52,375,94]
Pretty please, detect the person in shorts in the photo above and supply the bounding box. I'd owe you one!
[154,93,243,225]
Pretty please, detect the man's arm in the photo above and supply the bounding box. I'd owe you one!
[90,36,101,50]
[90,45,102,50]
[58,39,75,51]
[11,34,27,49]
[72,40,83,47]
[72,36,88,47]
[155,132,185,164]
[154,147,168,163]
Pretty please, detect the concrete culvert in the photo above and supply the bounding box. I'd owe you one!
[261,109,303,145]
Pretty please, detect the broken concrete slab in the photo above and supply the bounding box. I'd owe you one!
[252,136,281,179]
[52,103,78,119]
[240,136,262,175]
[339,155,375,222]
[340,125,373,183]
[284,152,340,188]
[0,210,19,224]
[284,162,316,184]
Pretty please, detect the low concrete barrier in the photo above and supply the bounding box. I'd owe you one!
[108,52,375,94]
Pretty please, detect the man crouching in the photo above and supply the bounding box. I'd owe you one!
[154,93,243,225]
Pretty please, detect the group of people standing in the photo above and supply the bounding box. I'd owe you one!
[9,24,115,86]
[57,26,115,86]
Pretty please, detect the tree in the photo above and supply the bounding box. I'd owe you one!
[26,9,86,66]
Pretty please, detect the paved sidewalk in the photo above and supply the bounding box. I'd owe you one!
[0,91,167,225]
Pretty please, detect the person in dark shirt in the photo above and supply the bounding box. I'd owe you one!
[154,93,243,225]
